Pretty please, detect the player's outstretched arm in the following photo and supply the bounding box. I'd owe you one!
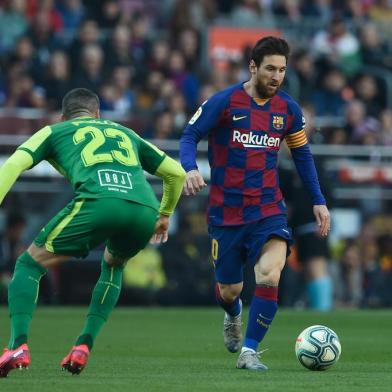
[0,150,33,205]
[151,155,186,244]
[290,145,330,237]
[184,169,207,196]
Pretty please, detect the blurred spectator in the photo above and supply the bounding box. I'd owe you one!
[169,0,215,36]
[334,240,363,308]
[301,0,332,27]
[130,13,151,67]
[353,74,385,117]
[26,0,63,33]
[117,0,160,22]
[136,70,165,112]
[312,15,361,75]
[28,8,60,65]
[42,50,72,110]
[341,0,368,27]
[216,0,237,15]
[57,0,86,39]
[209,67,230,91]
[154,78,177,114]
[368,0,392,25]
[4,37,42,84]
[345,100,381,145]
[312,68,350,117]
[121,247,167,305]
[177,28,201,74]
[72,44,105,92]
[226,60,245,85]
[354,220,384,307]
[359,22,392,69]
[5,72,46,108]
[0,0,28,54]
[230,0,276,27]
[149,40,171,74]
[168,50,200,111]
[198,83,217,106]
[99,83,117,111]
[291,49,318,103]
[151,111,174,140]
[105,66,135,114]
[167,91,188,137]
[68,19,100,73]
[273,0,302,23]
[104,24,133,70]
[326,127,349,145]
[96,0,121,29]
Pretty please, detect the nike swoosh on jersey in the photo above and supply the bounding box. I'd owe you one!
[233,115,247,121]
[282,229,289,234]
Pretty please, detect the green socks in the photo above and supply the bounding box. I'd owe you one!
[7,252,47,349]
[75,258,123,349]
[7,254,123,351]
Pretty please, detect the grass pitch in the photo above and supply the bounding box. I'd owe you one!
[0,307,390,392]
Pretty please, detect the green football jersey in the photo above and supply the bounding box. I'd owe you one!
[17,117,166,210]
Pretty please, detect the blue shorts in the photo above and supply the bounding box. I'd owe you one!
[208,214,293,284]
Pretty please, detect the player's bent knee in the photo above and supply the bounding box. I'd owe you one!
[104,248,127,267]
[27,243,70,268]
[218,283,242,302]
[255,269,281,286]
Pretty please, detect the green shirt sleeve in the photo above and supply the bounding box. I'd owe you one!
[154,155,186,216]
[17,125,52,166]
[0,150,34,204]
[137,136,166,175]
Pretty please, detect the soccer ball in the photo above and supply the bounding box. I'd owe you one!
[295,325,341,371]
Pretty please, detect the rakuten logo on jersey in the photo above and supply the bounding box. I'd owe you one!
[232,130,280,148]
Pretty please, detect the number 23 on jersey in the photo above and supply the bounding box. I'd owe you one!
[73,126,137,167]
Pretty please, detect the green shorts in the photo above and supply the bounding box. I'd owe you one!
[34,198,159,259]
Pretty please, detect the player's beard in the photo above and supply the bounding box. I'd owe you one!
[256,81,280,99]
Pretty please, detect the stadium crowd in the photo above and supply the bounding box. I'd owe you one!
[0,0,391,308]
[1,0,392,143]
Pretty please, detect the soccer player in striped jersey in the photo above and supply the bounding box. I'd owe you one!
[180,36,330,371]
[0,88,186,377]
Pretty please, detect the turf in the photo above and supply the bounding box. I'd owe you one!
[0,307,390,392]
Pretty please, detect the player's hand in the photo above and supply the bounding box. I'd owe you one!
[150,214,170,244]
[313,205,330,237]
[184,169,207,196]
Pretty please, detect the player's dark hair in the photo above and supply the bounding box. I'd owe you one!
[251,36,290,67]
[62,88,100,119]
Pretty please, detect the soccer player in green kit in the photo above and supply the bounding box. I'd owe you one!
[0,88,186,377]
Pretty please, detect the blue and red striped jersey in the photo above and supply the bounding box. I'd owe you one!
[180,82,325,226]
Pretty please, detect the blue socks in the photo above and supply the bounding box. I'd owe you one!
[215,284,241,317]
[243,286,278,351]
[306,276,333,311]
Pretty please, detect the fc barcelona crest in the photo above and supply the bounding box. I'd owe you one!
[272,115,285,130]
